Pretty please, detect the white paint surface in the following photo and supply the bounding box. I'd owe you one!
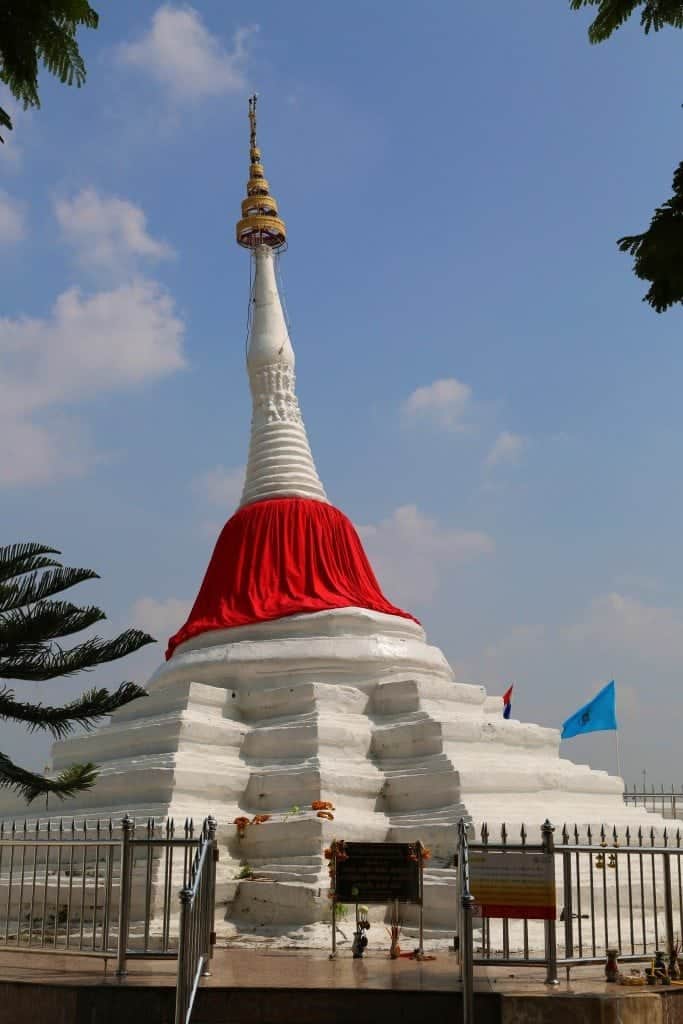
[239,247,326,506]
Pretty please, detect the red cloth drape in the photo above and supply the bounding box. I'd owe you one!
[166,496,417,659]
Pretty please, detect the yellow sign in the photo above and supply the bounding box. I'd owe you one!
[469,851,555,920]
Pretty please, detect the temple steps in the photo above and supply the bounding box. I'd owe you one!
[371,714,442,759]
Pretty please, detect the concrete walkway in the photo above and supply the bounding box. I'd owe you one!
[1,948,682,1023]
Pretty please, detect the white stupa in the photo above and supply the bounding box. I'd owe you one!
[0,98,661,935]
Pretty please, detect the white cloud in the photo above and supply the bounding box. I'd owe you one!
[485,431,526,468]
[130,596,192,641]
[482,624,546,662]
[0,414,96,486]
[565,592,683,667]
[0,189,26,242]
[469,592,683,705]
[358,504,494,605]
[55,188,174,275]
[194,464,245,509]
[0,280,186,486]
[402,377,472,432]
[119,6,256,100]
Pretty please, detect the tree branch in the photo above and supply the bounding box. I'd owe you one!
[0,753,98,804]
[0,682,147,738]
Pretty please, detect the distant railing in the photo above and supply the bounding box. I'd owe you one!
[624,785,683,820]
[458,818,683,1014]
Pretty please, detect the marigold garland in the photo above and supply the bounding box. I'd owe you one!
[316,810,334,820]
[252,814,271,824]
[234,816,250,838]
[407,842,431,862]
[311,800,335,811]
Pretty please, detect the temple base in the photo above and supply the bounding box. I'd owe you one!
[0,609,664,936]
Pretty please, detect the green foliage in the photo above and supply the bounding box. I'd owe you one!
[570,2,683,310]
[0,543,154,803]
[570,1,683,43]
[0,0,99,139]
[237,863,254,879]
[617,160,683,311]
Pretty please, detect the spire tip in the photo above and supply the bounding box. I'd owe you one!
[237,95,286,251]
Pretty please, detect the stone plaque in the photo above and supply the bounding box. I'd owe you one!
[334,842,421,904]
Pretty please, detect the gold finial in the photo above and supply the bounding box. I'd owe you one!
[236,94,286,250]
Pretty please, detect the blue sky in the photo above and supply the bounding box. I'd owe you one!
[1,2,682,791]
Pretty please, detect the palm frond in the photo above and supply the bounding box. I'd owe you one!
[0,600,107,655]
[0,682,147,738]
[0,752,98,803]
[0,628,155,681]
[0,543,62,583]
[0,566,100,613]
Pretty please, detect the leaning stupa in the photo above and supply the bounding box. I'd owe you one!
[0,98,660,936]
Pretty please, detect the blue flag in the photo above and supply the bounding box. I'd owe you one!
[561,681,617,740]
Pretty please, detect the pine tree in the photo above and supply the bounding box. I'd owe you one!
[0,1,99,140]
[0,543,153,804]
[570,2,683,310]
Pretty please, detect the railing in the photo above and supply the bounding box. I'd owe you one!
[0,816,120,958]
[624,785,683,820]
[458,818,683,1012]
[0,814,207,966]
[457,819,475,1024]
[175,816,218,1024]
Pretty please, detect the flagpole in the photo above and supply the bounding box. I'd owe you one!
[615,729,622,781]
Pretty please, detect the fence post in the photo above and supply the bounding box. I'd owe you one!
[175,887,192,1024]
[663,848,675,956]
[116,814,134,977]
[461,888,475,1024]
[541,819,559,986]
[457,818,476,1024]
[562,847,574,963]
[203,815,218,975]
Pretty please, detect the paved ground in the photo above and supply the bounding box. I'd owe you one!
[1,948,682,1023]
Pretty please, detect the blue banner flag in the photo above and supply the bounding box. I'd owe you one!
[561,681,617,740]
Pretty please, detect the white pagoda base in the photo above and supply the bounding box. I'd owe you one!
[0,608,660,936]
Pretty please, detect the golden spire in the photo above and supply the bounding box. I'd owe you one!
[236,95,287,250]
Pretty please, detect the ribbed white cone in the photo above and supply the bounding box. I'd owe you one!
[239,247,327,507]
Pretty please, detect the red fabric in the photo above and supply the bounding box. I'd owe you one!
[166,496,418,659]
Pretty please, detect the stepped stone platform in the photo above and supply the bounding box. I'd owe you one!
[2,949,683,1024]
[0,607,663,939]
